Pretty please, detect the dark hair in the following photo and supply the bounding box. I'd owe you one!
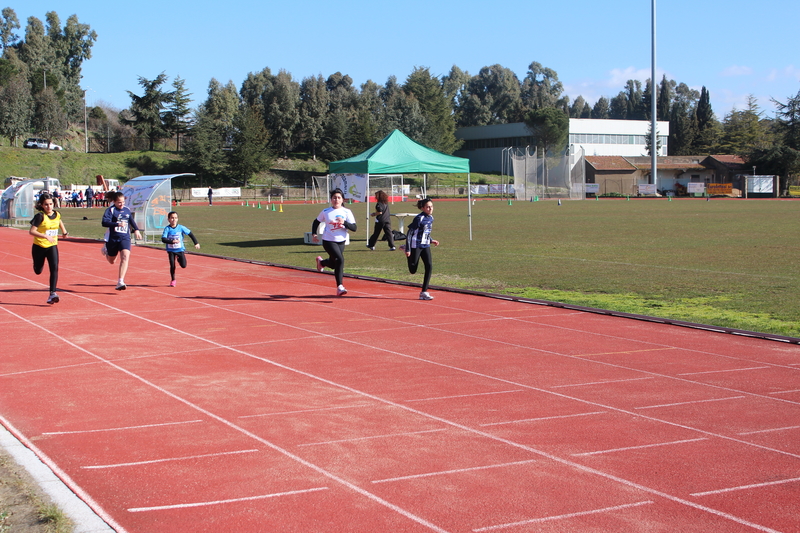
[167,211,178,218]
[110,191,125,202]
[375,190,388,203]
[330,188,345,199]
[416,197,433,209]
[35,191,54,212]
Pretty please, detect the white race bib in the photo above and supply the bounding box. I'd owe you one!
[45,229,58,237]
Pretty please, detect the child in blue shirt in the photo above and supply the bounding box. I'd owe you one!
[161,211,200,287]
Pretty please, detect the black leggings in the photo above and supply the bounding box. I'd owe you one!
[321,240,346,286]
[368,221,394,248]
[168,252,187,280]
[32,244,59,293]
[407,246,432,292]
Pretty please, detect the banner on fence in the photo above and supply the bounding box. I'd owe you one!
[330,174,367,202]
[191,187,241,198]
[707,183,733,195]
[638,184,657,195]
[687,183,705,194]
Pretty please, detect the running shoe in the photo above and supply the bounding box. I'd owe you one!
[47,292,59,304]
[336,285,348,296]
[115,282,127,291]
[316,256,324,272]
[100,245,108,257]
[389,247,396,251]
[366,245,374,251]
[419,291,434,300]
[169,280,176,287]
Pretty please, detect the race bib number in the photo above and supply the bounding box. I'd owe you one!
[45,229,58,237]
[167,241,181,249]
[115,220,128,233]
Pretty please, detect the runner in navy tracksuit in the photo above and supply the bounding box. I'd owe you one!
[101,191,142,290]
[403,197,439,301]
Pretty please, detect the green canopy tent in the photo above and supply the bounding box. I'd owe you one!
[328,129,474,239]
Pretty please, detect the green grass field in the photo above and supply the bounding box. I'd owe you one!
[56,197,800,337]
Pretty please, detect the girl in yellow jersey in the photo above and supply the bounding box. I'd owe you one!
[29,192,68,304]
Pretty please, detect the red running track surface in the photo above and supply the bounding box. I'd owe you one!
[1,226,799,533]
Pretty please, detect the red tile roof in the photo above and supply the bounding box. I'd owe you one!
[585,156,637,171]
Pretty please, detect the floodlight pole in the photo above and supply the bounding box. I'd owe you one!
[651,0,658,192]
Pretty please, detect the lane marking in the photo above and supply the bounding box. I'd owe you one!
[83,449,260,469]
[738,425,800,435]
[769,388,800,395]
[480,411,606,427]
[691,477,800,497]
[473,500,655,531]
[404,390,524,403]
[635,396,746,410]
[550,377,655,389]
[573,438,708,457]
[43,420,205,436]
[298,429,447,447]
[372,459,538,484]
[678,366,771,376]
[127,486,329,512]
[238,403,373,419]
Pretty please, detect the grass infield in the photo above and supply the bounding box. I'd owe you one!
[57,197,800,338]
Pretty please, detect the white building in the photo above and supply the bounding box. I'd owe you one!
[454,119,669,173]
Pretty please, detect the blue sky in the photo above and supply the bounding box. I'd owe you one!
[11,0,800,119]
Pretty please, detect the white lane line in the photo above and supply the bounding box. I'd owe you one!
[550,377,655,389]
[238,403,373,419]
[739,425,800,435]
[677,366,771,376]
[480,411,606,427]
[82,449,260,469]
[573,438,708,457]
[691,477,800,497]
[473,500,655,531]
[297,428,447,447]
[769,388,800,395]
[404,390,525,403]
[42,420,205,436]
[634,396,745,410]
[372,459,538,484]
[128,486,329,512]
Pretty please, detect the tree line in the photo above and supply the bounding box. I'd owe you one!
[1,8,798,186]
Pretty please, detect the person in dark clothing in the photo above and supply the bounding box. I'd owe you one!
[403,197,439,301]
[366,190,395,251]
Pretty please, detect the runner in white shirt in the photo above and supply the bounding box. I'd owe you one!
[312,188,357,296]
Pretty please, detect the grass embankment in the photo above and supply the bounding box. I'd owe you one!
[57,198,800,337]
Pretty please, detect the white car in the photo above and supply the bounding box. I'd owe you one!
[24,137,63,150]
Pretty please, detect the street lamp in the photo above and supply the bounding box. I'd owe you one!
[83,89,88,153]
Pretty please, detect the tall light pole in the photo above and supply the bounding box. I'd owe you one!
[83,89,89,153]
[651,0,658,193]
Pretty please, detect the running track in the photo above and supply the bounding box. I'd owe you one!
[1,226,799,533]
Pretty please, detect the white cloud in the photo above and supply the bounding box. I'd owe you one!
[720,65,752,77]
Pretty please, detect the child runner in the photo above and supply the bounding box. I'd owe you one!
[29,192,68,304]
[404,197,439,300]
[366,190,396,251]
[161,211,200,287]
[101,191,142,290]
[312,188,357,296]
